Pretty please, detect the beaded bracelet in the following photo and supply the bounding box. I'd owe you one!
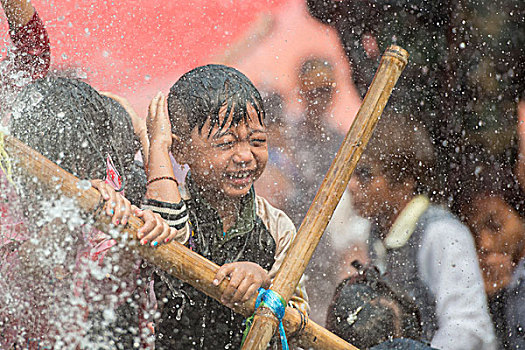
[146,176,179,187]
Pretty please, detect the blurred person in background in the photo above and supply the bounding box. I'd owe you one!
[456,160,525,349]
[286,57,347,324]
[288,57,344,225]
[255,90,298,212]
[0,0,50,120]
[346,112,496,350]
[307,0,525,205]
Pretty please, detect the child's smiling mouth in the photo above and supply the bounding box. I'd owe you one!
[225,170,255,187]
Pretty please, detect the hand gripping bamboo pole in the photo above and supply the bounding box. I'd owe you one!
[241,45,409,350]
[0,132,357,349]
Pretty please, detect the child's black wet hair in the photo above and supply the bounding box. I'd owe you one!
[167,64,265,138]
[10,77,145,205]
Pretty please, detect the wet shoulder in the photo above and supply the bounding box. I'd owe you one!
[420,204,473,245]
[255,195,296,242]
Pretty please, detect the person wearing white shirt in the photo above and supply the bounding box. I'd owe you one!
[347,113,496,350]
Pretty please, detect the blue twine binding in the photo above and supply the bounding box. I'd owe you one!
[241,287,289,350]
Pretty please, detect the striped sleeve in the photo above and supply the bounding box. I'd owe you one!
[142,198,189,230]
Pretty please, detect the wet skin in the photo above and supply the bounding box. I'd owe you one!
[348,160,414,233]
[467,195,525,296]
[180,103,269,205]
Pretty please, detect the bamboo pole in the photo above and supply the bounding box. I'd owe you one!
[241,45,409,350]
[1,132,357,350]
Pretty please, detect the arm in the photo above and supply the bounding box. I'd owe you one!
[1,0,33,29]
[145,92,182,204]
[1,0,50,81]
[419,219,497,350]
[137,92,190,245]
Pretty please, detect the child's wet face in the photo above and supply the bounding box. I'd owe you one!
[348,161,392,220]
[186,103,268,201]
[467,195,525,295]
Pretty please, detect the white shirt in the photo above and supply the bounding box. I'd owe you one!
[385,196,497,350]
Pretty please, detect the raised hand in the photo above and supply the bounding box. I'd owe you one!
[147,92,173,151]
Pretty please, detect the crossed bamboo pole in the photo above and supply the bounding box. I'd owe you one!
[241,45,409,350]
[2,44,407,350]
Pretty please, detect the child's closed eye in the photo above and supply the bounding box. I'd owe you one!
[214,141,235,149]
[250,138,267,147]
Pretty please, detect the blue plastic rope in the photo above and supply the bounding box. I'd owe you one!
[241,288,289,350]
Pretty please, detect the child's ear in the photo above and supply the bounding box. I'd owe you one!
[171,133,187,165]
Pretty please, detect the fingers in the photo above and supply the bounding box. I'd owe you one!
[92,180,133,227]
[148,92,161,124]
[105,189,131,226]
[221,269,245,306]
[231,277,254,305]
[231,271,265,305]
[111,191,124,225]
[92,180,117,217]
[136,209,156,241]
[135,210,173,247]
[214,263,236,287]
[120,196,132,226]
[150,226,177,246]
[91,180,110,201]
[213,262,270,307]
[148,91,168,125]
[142,216,168,247]
[242,284,260,303]
[165,227,179,244]
[158,93,167,119]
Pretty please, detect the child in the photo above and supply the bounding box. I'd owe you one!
[455,163,525,349]
[347,113,496,350]
[141,64,308,349]
[1,77,171,348]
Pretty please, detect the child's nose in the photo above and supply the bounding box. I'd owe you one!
[478,230,497,254]
[233,143,255,165]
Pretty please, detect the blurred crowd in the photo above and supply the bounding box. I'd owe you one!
[1,0,525,349]
[260,1,525,349]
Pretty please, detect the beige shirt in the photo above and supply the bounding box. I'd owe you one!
[255,195,309,315]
